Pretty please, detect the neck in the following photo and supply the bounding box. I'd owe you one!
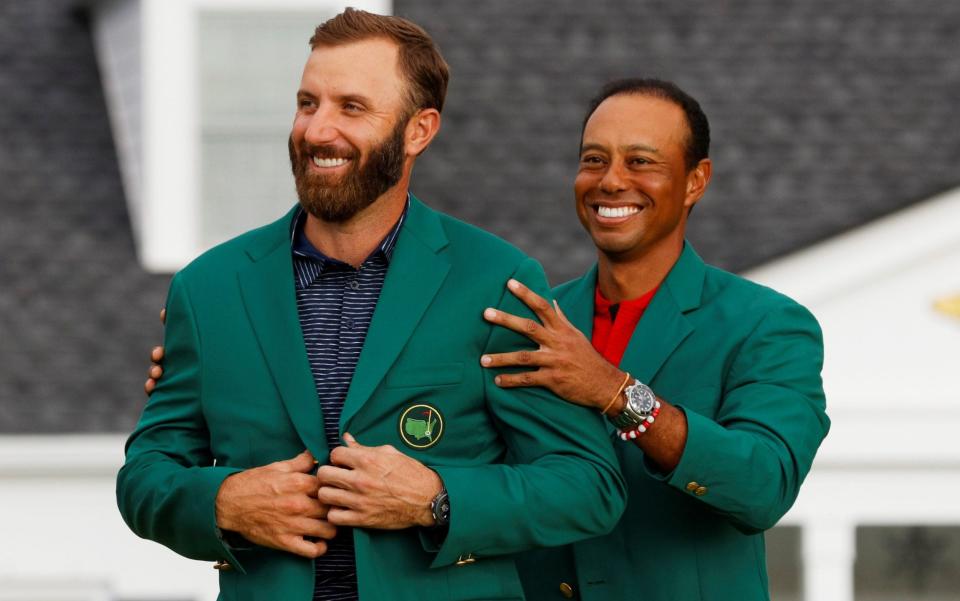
[303,183,409,268]
[596,232,684,303]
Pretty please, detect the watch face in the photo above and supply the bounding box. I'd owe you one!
[627,384,656,415]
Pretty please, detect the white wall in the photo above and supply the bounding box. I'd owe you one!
[0,435,219,601]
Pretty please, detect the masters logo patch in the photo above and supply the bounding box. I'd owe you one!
[399,404,444,449]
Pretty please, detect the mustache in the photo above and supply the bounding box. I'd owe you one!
[298,142,360,161]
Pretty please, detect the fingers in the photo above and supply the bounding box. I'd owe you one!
[281,535,328,559]
[480,350,545,369]
[145,348,164,396]
[553,299,572,324]
[494,371,543,389]
[325,507,367,528]
[506,279,556,324]
[295,517,337,540]
[160,308,166,325]
[342,432,360,448]
[316,465,357,489]
[328,445,362,469]
[483,307,544,342]
[275,449,317,473]
[317,485,361,509]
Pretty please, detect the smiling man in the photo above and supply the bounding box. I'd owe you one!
[481,79,830,600]
[116,10,624,601]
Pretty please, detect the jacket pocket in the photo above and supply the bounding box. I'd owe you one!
[386,362,464,388]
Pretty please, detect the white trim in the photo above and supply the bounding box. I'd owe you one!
[194,0,389,10]
[743,186,960,306]
[141,0,198,272]
[0,435,125,477]
[104,0,391,272]
[0,581,111,601]
[0,434,219,601]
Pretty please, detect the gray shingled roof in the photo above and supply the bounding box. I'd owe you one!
[2,0,959,433]
[406,0,960,275]
[1,0,168,432]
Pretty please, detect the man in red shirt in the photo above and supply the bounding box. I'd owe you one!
[479,78,829,600]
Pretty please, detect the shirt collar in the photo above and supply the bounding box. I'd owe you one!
[291,195,409,287]
[594,284,659,320]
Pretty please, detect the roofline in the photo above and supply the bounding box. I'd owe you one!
[743,186,960,306]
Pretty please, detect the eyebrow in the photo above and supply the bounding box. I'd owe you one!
[296,90,376,106]
[579,142,661,155]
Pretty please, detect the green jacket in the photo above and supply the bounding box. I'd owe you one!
[117,197,626,601]
[518,243,829,601]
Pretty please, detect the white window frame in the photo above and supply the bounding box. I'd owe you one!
[139,0,390,272]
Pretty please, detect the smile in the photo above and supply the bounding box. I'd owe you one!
[312,156,351,168]
[595,205,640,218]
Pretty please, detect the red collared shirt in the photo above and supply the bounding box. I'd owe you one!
[592,285,659,365]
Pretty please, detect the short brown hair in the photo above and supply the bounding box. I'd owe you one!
[310,8,450,114]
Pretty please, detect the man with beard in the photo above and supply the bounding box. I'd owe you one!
[117,9,624,601]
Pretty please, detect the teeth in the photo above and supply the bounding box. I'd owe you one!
[597,205,640,218]
[312,157,349,168]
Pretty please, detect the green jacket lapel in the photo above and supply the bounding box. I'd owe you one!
[237,208,329,460]
[619,242,705,384]
[558,264,598,340]
[339,197,451,433]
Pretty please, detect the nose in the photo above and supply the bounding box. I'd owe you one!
[303,105,342,146]
[598,162,628,194]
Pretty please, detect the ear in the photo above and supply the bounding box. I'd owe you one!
[404,108,441,157]
[683,158,712,210]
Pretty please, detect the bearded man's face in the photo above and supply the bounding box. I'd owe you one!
[288,115,407,223]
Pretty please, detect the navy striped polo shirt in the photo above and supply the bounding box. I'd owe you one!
[290,200,407,601]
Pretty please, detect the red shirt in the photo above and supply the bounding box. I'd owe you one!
[592,285,659,365]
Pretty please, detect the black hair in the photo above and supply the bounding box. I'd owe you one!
[581,78,710,171]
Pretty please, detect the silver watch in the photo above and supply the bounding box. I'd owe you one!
[610,379,658,430]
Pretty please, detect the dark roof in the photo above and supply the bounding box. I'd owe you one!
[2,0,959,433]
[405,0,960,275]
[0,0,169,433]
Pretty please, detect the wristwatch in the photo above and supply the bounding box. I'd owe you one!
[610,379,658,430]
[430,486,451,527]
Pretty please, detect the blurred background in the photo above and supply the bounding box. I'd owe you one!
[1,0,958,600]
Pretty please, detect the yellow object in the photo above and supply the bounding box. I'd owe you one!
[933,294,960,318]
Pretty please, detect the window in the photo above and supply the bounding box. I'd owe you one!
[94,0,391,272]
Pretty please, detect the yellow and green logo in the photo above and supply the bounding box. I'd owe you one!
[399,404,444,449]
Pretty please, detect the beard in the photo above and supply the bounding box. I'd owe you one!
[288,118,407,223]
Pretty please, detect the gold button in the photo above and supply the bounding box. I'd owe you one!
[213,560,232,571]
[455,553,476,566]
[695,486,708,496]
[559,582,575,598]
[685,481,699,492]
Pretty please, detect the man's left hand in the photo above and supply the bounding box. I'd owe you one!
[317,433,442,530]
[481,278,625,411]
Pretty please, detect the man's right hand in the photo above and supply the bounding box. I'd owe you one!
[216,450,336,558]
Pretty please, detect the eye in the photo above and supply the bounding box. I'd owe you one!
[580,155,605,166]
[629,157,651,166]
[297,98,316,110]
[344,102,364,113]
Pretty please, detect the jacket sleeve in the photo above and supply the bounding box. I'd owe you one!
[116,273,246,567]
[651,300,830,533]
[429,258,627,567]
